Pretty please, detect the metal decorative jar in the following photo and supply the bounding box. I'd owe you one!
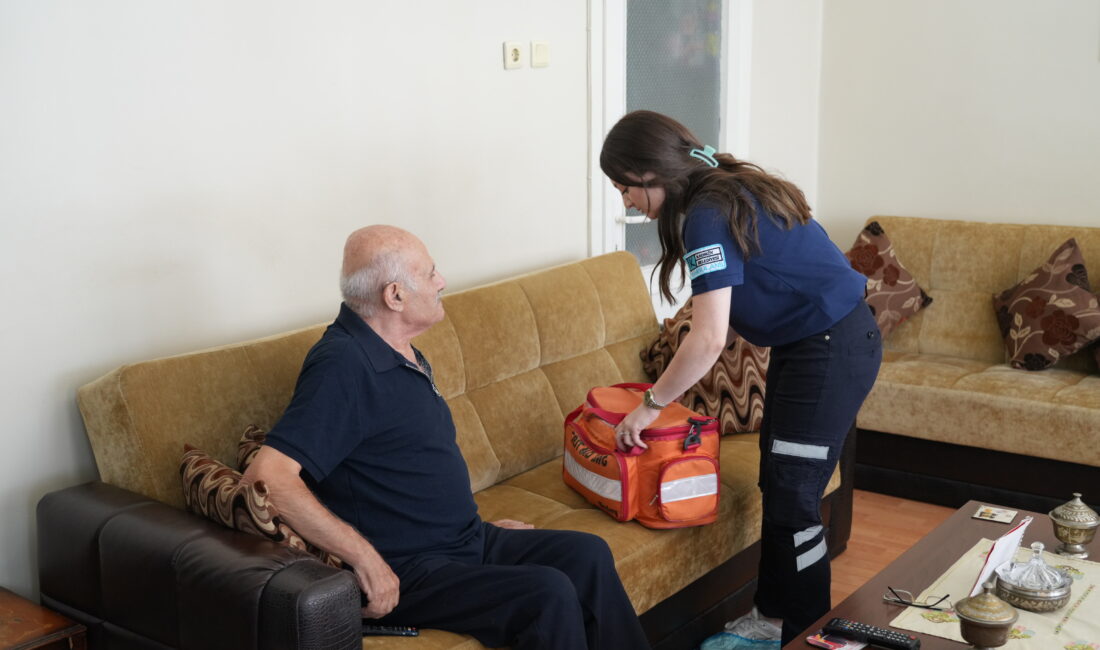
[1049,493,1099,559]
[954,581,1018,649]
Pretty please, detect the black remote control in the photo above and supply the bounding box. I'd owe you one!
[362,624,419,637]
[822,617,920,650]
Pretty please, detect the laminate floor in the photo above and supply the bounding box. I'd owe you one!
[830,490,954,605]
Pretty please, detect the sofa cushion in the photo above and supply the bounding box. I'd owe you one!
[846,221,933,337]
[992,238,1100,371]
[179,443,341,567]
[858,353,1100,467]
[641,298,768,434]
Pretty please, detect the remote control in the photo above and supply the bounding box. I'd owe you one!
[362,624,419,637]
[822,618,920,650]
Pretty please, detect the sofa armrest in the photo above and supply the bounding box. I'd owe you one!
[38,481,361,650]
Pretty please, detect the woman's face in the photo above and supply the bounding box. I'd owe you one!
[612,172,665,219]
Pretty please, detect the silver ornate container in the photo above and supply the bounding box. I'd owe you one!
[1049,493,1098,559]
[994,542,1072,612]
[955,581,1017,649]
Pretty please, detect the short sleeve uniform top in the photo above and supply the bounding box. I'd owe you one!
[682,198,866,347]
[264,303,481,562]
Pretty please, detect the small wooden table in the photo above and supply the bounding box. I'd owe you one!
[0,587,85,650]
[784,500,1063,649]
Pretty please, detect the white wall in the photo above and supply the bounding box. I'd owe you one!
[738,0,823,212]
[818,0,1100,246]
[0,0,590,600]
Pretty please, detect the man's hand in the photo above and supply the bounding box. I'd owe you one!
[491,519,534,529]
[245,447,401,618]
[355,548,401,619]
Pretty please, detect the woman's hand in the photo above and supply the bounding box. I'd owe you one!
[614,403,660,451]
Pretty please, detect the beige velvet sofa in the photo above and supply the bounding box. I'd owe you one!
[853,216,1100,512]
[38,251,851,650]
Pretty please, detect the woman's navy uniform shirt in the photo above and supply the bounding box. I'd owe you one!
[682,200,866,347]
[264,303,481,562]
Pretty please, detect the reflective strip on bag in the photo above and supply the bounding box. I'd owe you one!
[564,453,622,501]
[660,473,718,504]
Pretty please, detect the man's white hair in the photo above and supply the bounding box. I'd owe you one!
[340,249,418,319]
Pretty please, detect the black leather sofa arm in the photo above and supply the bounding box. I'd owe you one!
[37,481,361,650]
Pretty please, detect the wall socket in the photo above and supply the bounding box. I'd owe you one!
[503,41,524,70]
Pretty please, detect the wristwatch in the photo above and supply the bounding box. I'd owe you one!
[643,388,668,410]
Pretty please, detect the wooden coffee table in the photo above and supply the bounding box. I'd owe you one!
[0,587,85,650]
[784,500,1065,649]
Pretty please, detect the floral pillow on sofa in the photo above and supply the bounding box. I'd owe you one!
[992,238,1100,371]
[180,427,341,567]
[642,298,768,434]
[846,221,933,337]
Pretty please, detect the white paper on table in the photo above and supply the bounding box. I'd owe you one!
[969,515,1031,596]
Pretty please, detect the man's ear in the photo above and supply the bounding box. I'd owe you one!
[382,282,404,312]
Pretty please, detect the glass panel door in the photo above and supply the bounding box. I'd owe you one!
[623,0,723,319]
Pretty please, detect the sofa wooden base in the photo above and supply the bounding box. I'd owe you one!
[855,428,1100,514]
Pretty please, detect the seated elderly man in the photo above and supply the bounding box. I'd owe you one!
[244,225,649,650]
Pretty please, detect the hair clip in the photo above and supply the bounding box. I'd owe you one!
[689,145,719,168]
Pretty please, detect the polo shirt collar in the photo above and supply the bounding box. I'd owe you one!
[336,302,410,373]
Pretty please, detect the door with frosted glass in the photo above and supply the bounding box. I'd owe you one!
[623,0,723,320]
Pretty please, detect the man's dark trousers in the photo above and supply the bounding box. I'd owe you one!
[377,522,651,649]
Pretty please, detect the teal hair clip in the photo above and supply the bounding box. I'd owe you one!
[689,145,719,168]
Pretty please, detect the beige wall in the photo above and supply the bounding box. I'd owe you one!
[0,0,589,598]
[818,0,1100,247]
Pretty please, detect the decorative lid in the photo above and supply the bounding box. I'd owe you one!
[995,542,1071,591]
[955,582,1018,624]
[1049,493,1100,529]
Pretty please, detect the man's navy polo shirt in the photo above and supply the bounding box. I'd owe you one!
[264,303,481,562]
[682,198,866,347]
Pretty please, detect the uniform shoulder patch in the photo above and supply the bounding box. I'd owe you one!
[683,244,727,280]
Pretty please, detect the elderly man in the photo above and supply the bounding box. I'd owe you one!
[244,226,649,650]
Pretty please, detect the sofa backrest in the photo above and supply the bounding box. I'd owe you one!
[78,252,659,509]
[870,216,1100,370]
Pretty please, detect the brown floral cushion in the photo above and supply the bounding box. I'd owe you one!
[992,238,1100,371]
[846,221,933,337]
[641,298,768,433]
[180,443,341,567]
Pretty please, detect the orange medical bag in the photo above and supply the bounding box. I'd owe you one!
[562,383,720,529]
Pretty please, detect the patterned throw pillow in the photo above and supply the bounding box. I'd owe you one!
[846,221,933,337]
[180,442,342,567]
[641,298,768,434]
[992,238,1100,371]
[237,423,266,470]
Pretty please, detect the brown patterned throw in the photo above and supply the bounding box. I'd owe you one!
[846,221,932,337]
[180,443,342,567]
[992,238,1100,371]
[642,298,768,434]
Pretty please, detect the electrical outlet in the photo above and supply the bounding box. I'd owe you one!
[503,41,524,70]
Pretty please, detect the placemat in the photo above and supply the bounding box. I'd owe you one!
[889,539,1099,649]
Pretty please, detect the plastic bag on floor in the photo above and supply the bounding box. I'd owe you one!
[698,631,780,650]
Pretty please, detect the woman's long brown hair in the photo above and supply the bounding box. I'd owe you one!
[600,110,812,303]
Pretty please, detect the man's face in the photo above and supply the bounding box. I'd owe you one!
[401,241,447,330]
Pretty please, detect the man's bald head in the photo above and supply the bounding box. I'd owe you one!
[340,225,424,319]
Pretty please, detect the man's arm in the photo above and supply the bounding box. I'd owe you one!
[243,445,400,619]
